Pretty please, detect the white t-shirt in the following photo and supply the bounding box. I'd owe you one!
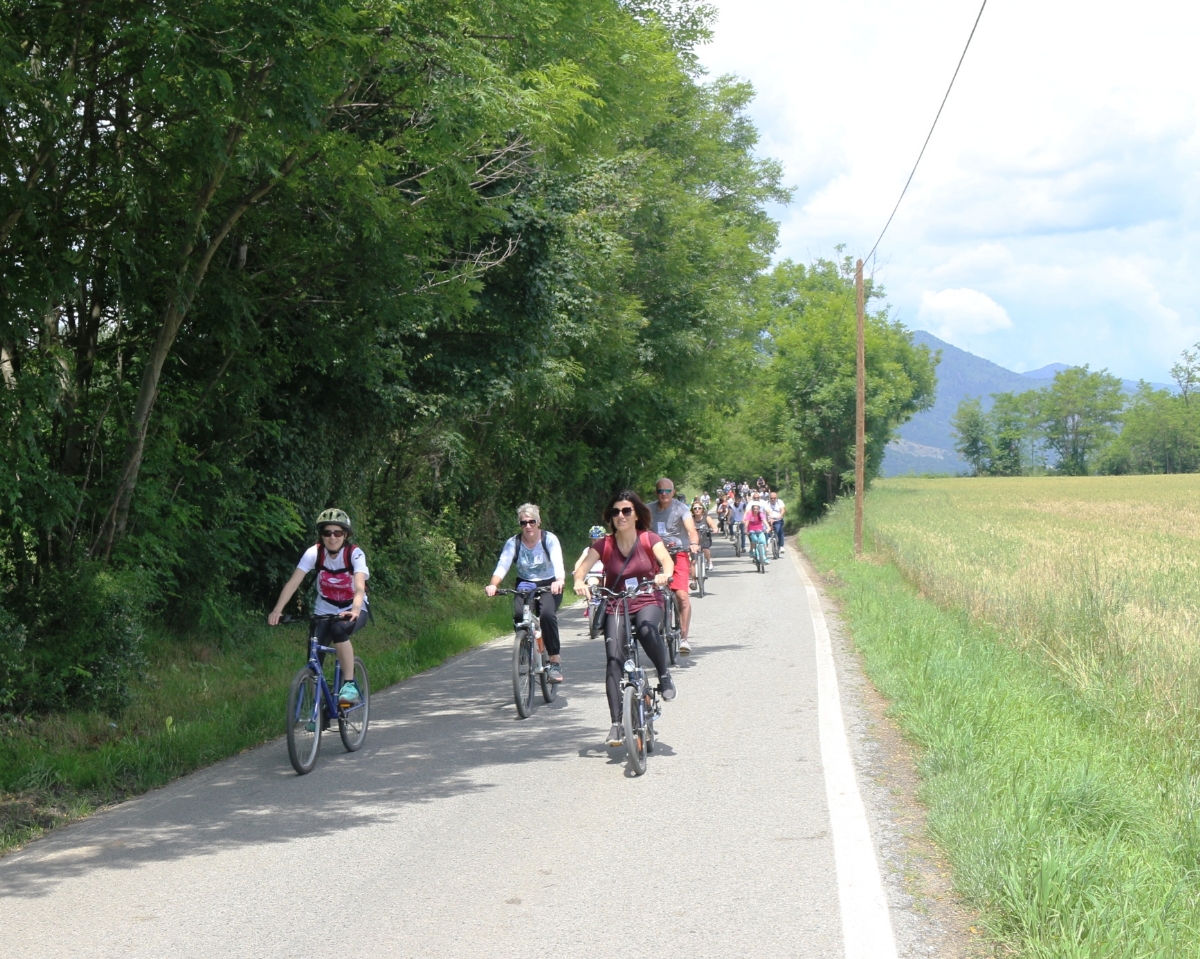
[765,498,785,521]
[297,544,369,616]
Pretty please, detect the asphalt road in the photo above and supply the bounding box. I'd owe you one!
[4,533,893,958]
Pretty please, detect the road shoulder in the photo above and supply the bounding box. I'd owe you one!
[791,547,989,959]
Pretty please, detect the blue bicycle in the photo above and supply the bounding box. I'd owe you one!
[749,530,768,574]
[283,614,370,775]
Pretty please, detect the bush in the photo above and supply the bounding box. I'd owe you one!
[0,606,27,711]
[25,566,148,714]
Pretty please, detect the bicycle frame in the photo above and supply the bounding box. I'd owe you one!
[292,614,367,727]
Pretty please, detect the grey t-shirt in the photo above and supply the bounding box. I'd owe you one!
[648,498,691,549]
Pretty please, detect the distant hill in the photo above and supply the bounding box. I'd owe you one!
[881,332,1171,477]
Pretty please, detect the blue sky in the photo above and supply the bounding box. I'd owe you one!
[698,0,1200,383]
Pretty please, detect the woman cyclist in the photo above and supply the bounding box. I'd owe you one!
[574,490,677,746]
[745,502,771,564]
[690,501,717,583]
[486,504,566,683]
[268,508,368,706]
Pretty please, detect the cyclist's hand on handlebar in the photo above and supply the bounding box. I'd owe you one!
[573,580,589,601]
[267,610,282,626]
[653,572,670,588]
[485,584,498,597]
[551,580,563,595]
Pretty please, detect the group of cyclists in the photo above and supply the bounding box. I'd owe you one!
[269,477,786,749]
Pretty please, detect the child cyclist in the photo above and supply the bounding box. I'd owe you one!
[268,508,368,706]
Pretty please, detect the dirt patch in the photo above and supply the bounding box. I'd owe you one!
[797,549,997,959]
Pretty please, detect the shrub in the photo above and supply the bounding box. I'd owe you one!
[0,606,27,711]
[25,566,148,714]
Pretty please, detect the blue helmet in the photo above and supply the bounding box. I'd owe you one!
[588,525,606,539]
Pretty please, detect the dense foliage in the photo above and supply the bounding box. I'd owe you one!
[951,350,1200,477]
[691,256,938,517]
[0,0,787,710]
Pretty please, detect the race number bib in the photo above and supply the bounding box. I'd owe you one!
[657,522,667,536]
[625,577,639,590]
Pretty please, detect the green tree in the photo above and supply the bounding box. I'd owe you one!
[951,398,993,476]
[1101,384,1200,474]
[1039,366,1124,475]
[988,391,1030,476]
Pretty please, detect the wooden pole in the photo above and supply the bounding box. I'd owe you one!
[854,259,865,556]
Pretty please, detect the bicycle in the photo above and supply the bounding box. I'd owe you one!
[585,574,605,641]
[495,585,557,718]
[731,521,743,557]
[770,526,781,560]
[662,546,687,664]
[692,548,707,598]
[592,582,663,776]
[749,530,768,573]
[282,614,370,775]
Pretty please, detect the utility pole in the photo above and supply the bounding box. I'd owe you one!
[854,259,865,557]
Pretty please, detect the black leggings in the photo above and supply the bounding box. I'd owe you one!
[316,609,368,646]
[513,582,562,656]
[603,604,669,722]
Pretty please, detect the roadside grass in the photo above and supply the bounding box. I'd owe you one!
[0,582,516,855]
[801,492,1200,958]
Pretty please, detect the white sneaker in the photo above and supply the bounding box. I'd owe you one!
[679,638,692,654]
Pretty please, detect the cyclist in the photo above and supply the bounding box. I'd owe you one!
[766,489,786,552]
[690,501,718,583]
[268,508,368,706]
[730,493,748,552]
[573,525,607,619]
[716,496,730,534]
[745,502,771,564]
[649,478,700,655]
[700,491,711,511]
[573,490,676,746]
[756,475,767,494]
[485,504,566,683]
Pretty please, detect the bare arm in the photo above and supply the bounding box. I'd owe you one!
[681,514,700,551]
[571,546,602,597]
[652,541,674,586]
[268,567,308,625]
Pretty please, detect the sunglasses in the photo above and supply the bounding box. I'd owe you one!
[519,519,538,527]
[609,506,635,517]
[656,488,673,495]
[320,528,346,538]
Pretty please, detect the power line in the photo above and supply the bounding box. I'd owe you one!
[866,0,989,265]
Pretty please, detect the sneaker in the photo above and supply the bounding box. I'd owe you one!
[679,637,692,655]
[548,663,564,683]
[659,673,677,701]
[606,723,624,746]
[338,681,361,706]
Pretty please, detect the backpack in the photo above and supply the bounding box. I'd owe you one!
[315,543,358,608]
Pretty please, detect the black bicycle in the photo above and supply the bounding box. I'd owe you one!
[282,614,370,775]
[731,520,743,557]
[592,582,663,776]
[495,586,557,718]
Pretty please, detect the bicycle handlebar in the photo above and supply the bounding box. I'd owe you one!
[278,613,351,624]
[493,585,555,598]
[590,582,661,602]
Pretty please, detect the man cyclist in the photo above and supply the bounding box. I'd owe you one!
[765,489,786,552]
[485,504,566,683]
[268,508,368,707]
[690,501,717,583]
[649,478,700,654]
[730,493,747,553]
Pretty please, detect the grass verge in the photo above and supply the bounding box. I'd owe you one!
[800,500,1200,958]
[0,581,519,855]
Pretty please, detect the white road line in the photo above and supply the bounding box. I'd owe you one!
[793,551,899,959]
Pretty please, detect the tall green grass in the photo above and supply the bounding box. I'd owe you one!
[0,582,514,853]
[801,500,1200,958]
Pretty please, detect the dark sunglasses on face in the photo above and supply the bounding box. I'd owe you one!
[320,528,345,538]
[519,519,538,527]
[610,506,635,517]
[656,488,673,495]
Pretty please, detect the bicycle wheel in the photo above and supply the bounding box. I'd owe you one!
[623,685,647,776]
[666,600,679,665]
[644,691,657,754]
[338,656,370,752]
[697,554,706,598]
[771,535,780,560]
[756,544,765,573]
[539,650,558,704]
[734,533,742,557]
[512,630,534,718]
[286,667,322,775]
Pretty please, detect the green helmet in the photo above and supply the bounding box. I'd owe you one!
[315,507,352,534]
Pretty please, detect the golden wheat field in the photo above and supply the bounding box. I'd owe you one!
[869,475,1200,730]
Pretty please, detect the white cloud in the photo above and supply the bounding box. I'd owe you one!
[918,289,1013,345]
[698,0,1200,381]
